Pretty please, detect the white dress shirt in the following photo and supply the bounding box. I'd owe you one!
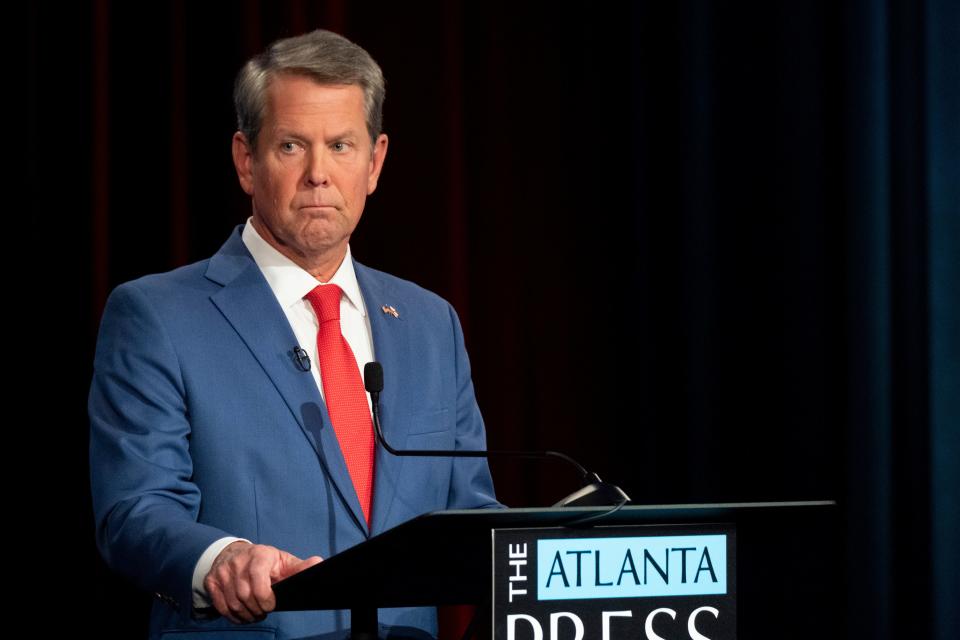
[191,217,376,609]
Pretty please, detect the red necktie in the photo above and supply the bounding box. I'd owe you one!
[305,284,374,524]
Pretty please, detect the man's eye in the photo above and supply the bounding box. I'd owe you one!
[332,142,349,152]
[280,142,299,153]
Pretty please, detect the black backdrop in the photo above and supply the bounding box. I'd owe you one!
[26,1,957,638]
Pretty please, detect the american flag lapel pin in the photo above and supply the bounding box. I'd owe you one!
[381,304,399,318]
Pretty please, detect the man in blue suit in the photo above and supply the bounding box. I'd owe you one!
[89,29,498,640]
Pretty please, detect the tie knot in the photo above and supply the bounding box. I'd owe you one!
[305,283,343,323]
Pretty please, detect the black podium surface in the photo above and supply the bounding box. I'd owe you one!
[273,500,836,615]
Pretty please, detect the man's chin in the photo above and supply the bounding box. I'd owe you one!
[297,236,351,264]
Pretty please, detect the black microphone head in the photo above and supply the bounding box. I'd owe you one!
[364,361,384,393]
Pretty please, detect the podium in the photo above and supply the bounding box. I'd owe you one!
[272,501,835,640]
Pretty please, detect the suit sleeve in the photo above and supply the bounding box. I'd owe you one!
[88,282,234,614]
[444,303,502,510]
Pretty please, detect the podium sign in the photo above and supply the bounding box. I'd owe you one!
[493,524,737,640]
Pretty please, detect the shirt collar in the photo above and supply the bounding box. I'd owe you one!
[241,216,367,317]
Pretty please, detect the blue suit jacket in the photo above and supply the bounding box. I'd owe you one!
[88,224,499,640]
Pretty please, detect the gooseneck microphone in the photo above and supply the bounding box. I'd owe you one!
[363,361,630,507]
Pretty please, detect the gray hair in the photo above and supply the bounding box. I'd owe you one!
[233,29,386,152]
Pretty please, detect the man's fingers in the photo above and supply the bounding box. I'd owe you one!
[234,570,267,619]
[220,576,261,624]
[228,595,259,623]
[293,555,324,572]
[204,544,322,624]
[207,579,246,625]
[206,544,274,623]
[249,551,278,613]
[273,552,324,581]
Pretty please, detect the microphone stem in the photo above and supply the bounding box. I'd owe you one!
[371,394,590,482]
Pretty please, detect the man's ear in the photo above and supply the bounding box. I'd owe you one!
[232,131,255,196]
[366,133,389,195]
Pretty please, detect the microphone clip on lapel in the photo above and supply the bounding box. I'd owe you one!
[293,346,311,372]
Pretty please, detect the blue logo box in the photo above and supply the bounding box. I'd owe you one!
[537,534,727,600]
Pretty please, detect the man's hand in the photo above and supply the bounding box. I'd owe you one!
[204,540,323,624]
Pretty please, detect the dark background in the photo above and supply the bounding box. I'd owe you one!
[26,1,957,638]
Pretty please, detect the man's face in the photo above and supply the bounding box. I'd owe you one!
[232,74,388,273]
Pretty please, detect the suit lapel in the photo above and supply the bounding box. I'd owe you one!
[354,262,417,535]
[204,226,369,534]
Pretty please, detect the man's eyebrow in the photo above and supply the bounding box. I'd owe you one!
[274,127,306,138]
[327,129,361,140]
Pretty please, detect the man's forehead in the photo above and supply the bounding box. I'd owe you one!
[263,77,364,119]
[266,73,363,99]
[259,81,364,134]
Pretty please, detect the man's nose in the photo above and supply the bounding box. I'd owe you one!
[304,148,330,186]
